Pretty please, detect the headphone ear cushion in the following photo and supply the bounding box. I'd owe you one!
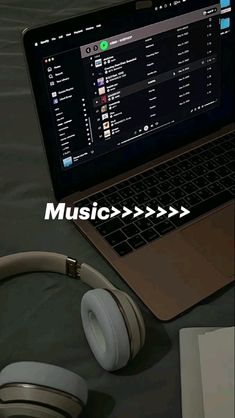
[81,289,131,371]
[0,362,88,406]
[122,293,146,348]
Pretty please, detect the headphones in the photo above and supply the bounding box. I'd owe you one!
[0,252,146,418]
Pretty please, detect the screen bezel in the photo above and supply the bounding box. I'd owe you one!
[23,0,235,200]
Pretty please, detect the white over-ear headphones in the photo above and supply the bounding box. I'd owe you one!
[0,252,146,418]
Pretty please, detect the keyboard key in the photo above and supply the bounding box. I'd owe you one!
[181,171,196,183]
[203,161,218,171]
[189,155,204,166]
[144,176,159,187]
[224,150,235,161]
[177,160,193,171]
[219,176,234,188]
[214,155,229,166]
[200,150,215,160]
[89,192,104,201]
[213,138,223,145]
[209,182,224,195]
[96,198,108,207]
[107,192,122,205]
[141,168,155,178]
[210,146,224,156]
[112,203,123,211]
[155,221,175,236]
[196,187,214,201]
[132,181,146,193]
[146,186,160,199]
[97,218,124,236]
[184,193,202,207]
[180,151,193,160]
[170,175,186,188]
[173,191,233,228]
[117,180,131,189]
[122,215,134,225]
[158,193,172,206]
[130,175,142,183]
[181,183,198,195]
[191,147,205,155]
[90,218,103,227]
[122,197,137,208]
[221,140,235,151]
[167,158,180,166]
[204,171,221,183]
[103,186,118,196]
[158,180,175,193]
[114,242,133,257]
[170,188,185,200]
[155,162,168,171]
[122,224,140,238]
[167,165,182,176]
[150,198,160,206]
[192,165,208,176]
[105,230,126,246]
[135,192,149,204]
[135,218,153,231]
[128,235,146,249]
[194,177,210,188]
[119,187,133,199]
[200,141,214,149]
[227,162,235,172]
[154,170,170,182]
[216,166,232,177]
[141,228,160,242]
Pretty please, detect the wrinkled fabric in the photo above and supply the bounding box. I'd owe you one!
[0,2,234,417]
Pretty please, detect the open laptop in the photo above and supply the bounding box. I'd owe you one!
[23,0,234,320]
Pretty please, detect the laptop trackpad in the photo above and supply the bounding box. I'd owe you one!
[181,202,234,278]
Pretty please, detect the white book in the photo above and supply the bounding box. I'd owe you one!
[199,327,234,418]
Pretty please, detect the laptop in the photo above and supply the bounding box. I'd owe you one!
[23,0,235,320]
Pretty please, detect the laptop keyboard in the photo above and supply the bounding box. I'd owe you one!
[77,132,235,257]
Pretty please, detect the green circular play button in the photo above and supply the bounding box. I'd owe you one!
[100,40,109,51]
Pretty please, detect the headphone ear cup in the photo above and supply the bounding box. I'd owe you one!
[0,362,87,417]
[81,289,131,371]
[121,292,146,348]
[0,402,65,418]
[106,289,145,359]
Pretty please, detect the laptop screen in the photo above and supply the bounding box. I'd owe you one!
[23,0,234,199]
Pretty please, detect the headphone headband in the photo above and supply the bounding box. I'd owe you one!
[0,252,116,291]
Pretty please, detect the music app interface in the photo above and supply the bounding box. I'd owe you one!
[82,5,221,148]
[41,1,222,170]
